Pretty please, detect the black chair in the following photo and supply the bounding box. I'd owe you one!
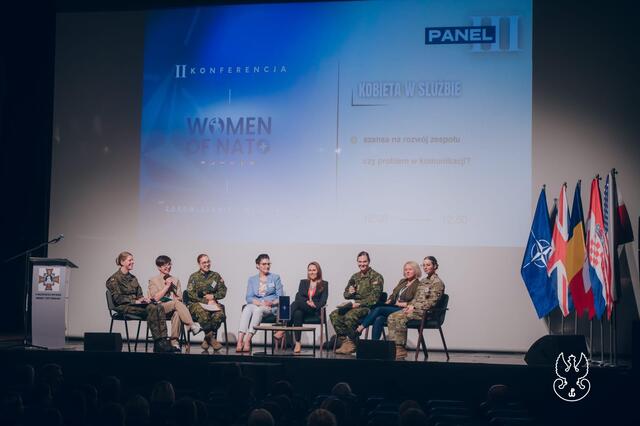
[183,290,229,348]
[105,289,144,352]
[301,306,329,353]
[406,293,450,361]
[143,310,188,352]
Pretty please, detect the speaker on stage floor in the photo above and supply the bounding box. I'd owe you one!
[84,332,123,352]
[356,340,396,360]
[524,335,588,366]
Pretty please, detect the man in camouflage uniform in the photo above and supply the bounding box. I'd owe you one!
[186,254,227,351]
[106,252,176,353]
[331,251,383,354]
[388,256,445,360]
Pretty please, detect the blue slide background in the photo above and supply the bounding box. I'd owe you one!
[140,0,532,246]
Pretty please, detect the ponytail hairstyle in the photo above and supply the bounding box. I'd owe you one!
[116,251,133,266]
[424,256,439,270]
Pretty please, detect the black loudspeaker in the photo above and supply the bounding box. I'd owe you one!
[356,340,396,360]
[84,332,123,352]
[524,335,588,366]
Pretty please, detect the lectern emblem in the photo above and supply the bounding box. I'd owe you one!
[38,268,61,291]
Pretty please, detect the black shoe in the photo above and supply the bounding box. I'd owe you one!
[154,339,178,353]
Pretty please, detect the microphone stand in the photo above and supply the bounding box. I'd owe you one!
[3,235,64,350]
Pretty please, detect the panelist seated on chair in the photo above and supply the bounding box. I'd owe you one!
[388,256,445,360]
[148,255,202,350]
[355,260,422,341]
[236,253,284,353]
[331,251,383,355]
[186,254,227,351]
[280,261,328,354]
[105,251,178,353]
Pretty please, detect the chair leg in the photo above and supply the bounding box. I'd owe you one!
[416,328,428,361]
[109,319,114,333]
[124,321,131,352]
[145,326,149,352]
[382,327,387,341]
[223,319,228,346]
[439,327,450,360]
[180,324,186,349]
[134,320,142,352]
[364,327,369,340]
[325,321,329,354]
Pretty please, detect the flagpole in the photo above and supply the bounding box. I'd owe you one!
[589,318,593,357]
[600,319,604,364]
[611,305,617,366]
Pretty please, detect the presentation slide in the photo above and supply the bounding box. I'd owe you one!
[140,0,532,246]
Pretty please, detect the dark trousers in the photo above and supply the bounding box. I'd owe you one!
[360,306,401,340]
[290,301,318,341]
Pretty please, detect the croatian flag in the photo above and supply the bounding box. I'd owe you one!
[585,177,611,319]
[547,184,571,317]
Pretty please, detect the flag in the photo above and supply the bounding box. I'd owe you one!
[604,171,635,318]
[548,184,572,316]
[549,198,558,235]
[585,177,611,319]
[566,181,595,318]
[616,182,635,245]
[521,188,558,318]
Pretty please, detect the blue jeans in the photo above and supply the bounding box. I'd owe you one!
[360,306,401,340]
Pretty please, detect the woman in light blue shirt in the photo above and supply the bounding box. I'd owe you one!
[236,253,284,352]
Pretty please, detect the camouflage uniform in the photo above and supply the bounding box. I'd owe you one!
[106,270,167,340]
[387,274,445,346]
[330,268,383,340]
[186,270,227,334]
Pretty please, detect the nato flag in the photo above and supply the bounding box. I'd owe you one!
[521,188,559,318]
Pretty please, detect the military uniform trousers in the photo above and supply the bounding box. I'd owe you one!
[189,303,225,334]
[117,304,167,340]
[160,300,193,340]
[329,307,369,340]
[387,310,421,346]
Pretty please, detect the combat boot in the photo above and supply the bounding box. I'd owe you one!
[336,338,356,354]
[154,338,179,353]
[201,331,213,350]
[395,344,407,360]
[210,337,223,351]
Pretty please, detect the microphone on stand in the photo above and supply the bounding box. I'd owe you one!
[49,234,64,244]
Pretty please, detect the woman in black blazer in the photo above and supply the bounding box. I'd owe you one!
[288,261,328,353]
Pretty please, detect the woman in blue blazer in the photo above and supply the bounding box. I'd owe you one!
[236,253,283,352]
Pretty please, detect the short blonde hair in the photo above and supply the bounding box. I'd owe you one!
[403,261,422,278]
